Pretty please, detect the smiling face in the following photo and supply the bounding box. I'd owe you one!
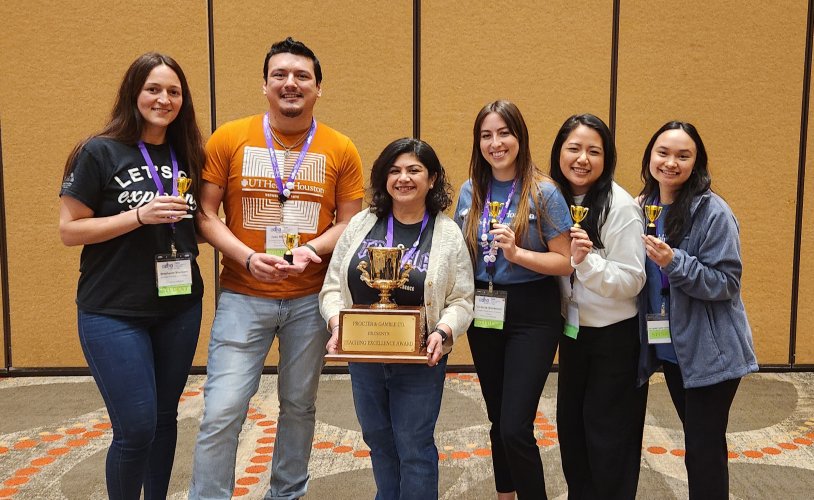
[649,128,697,202]
[386,153,436,214]
[479,112,519,181]
[137,64,182,143]
[262,52,321,120]
[559,125,605,195]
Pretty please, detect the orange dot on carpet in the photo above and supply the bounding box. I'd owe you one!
[93,423,112,430]
[761,447,781,455]
[3,478,27,487]
[182,391,200,397]
[0,488,18,497]
[451,451,471,459]
[258,420,276,427]
[354,450,371,458]
[67,439,89,447]
[0,447,8,454]
[727,451,739,459]
[250,455,272,464]
[31,457,55,466]
[263,428,277,435]
[438,453,448,460]
[473,448,492,457]
[793,438,813,446]
[257,437,275,444]
[14,468,39,477]
[670,449,685,457]
[313,442,334,450]
[245,466,267,474]
[236,477,259,486]
[647,447,667,454]
[13,440,37,450]
[40,434,62,443]
[256,446,274,454]
[333,446,353,453]
[65,428,85,435]
[778,443,798,450]
[233,487,250,496]
[47,448,70,456]
[248,414,265,420]
[742,450,763,458]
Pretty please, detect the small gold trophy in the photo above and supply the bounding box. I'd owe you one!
[177,177,193,218]
[325,245,426,364]
[570,205,589,228]
[282,232,299,264]
[488,201,504,231]
[644,205,663,236]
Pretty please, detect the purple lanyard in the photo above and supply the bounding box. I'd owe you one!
[480,178,517,264]
[654,197,670,292]
[387,212,430,266]
[262,113,317,202]
[138,141,179,196]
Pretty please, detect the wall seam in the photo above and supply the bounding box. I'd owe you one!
[789,0,814,367]
[207,0,221,304]
[413,0,421,139]
[609,0,620,135]
[0,121,10,371]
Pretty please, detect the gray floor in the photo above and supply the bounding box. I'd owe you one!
[2,372,814,499]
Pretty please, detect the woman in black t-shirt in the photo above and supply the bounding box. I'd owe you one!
[59,53,204,500]
[320,138,474,499]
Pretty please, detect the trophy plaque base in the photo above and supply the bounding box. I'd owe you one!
[325,305,427,364]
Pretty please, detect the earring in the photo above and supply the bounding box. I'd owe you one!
[430,184,434,189]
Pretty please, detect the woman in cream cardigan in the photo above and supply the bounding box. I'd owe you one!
[320,137,474,500]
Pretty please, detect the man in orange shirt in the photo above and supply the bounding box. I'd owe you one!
[190,37,364,500]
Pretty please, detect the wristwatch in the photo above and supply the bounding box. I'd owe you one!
[432,327,448,343]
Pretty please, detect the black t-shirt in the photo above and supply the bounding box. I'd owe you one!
[60,137,203,316]
[348,214,436,307]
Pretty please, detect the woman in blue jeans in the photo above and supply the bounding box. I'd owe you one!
[59,52,205,500]
[321,138,474,499]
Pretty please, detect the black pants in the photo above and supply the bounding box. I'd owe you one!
[663,362,741,500]
[557,316,648,500]
[468,278,561,500]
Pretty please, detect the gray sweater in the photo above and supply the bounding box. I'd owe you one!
[637,190,758,389]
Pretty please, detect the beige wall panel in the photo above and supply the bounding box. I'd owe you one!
[615,1,808,364]
[796,63,814,363]
[0,1,212,367]
[422,2,613,365]
[211,1,413,365]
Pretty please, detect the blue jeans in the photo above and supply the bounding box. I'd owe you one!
[189,290,327,500]
[348,356,448,500]
[78,301,202,500]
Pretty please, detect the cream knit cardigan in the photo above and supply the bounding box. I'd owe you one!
[319,209,474,349]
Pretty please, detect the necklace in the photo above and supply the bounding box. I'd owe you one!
[270,128,310,158]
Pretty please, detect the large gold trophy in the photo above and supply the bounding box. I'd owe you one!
[325,246,428,363]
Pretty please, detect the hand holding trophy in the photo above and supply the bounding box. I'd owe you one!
[488,201,504,231]
[569,205,589,228]
[644,205,663,236]
[177,177,193,218]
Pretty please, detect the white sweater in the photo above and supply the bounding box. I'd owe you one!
[560,182,646,327]
[319,209,475,350]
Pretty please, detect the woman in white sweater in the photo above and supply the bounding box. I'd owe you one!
[548,114,647,499]
[320,138,474,499]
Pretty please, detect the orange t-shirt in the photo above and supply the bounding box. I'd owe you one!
[203,114,364,299]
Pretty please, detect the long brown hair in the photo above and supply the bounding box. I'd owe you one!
[462,100,552,265]
[62,52,205,202]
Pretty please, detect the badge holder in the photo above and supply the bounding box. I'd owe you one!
[474,275,508,330]
[155,241,193,297]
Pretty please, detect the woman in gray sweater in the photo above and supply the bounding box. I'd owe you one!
[637,121,758,500]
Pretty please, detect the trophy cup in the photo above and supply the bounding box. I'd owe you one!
[644,205,663,236]
[282,232,299,263]
[325,245,427,364]
[488,201,504,231]
[569,205,589,228]
[177,177,193,218]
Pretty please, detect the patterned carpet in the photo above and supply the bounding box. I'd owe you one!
[2,372,814,499]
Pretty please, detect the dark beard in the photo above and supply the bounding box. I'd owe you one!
[281,107,303,118]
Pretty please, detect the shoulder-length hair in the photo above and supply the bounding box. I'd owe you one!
[639,121,711,245]
[462,99,551,265]
[62,52,205,202]
[368,138,452,217]
[549,113,616,249]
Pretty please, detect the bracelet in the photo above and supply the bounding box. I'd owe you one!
[304,243,318,255]
[245,251,257,271]
[136,207,144,225]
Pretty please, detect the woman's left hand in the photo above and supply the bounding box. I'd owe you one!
[490,223,518,261]
[642,234,674,268]
[426,332,445,366]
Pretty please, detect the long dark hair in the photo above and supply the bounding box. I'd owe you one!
[463,100,550,265]
[368,138,452,217]
[62,52,205,203]
[639,121,711,245]
[549,113,615,249]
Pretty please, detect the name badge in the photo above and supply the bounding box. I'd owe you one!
[265,225,297,256]
[155,253,193,297]
[473,289,508,330]
[646,314,671,344]
[563,299,579,339]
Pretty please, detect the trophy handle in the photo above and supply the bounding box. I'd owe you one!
[357,261,372,286]
[395,262,414,289]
